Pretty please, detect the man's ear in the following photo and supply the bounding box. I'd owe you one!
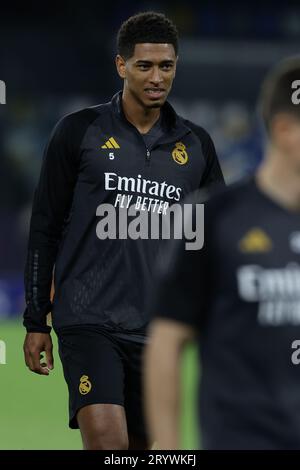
[116,55,126,79]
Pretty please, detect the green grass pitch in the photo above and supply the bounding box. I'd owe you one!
[0,321,199,449]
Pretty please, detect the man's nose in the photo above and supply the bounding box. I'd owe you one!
[149,66,163,84]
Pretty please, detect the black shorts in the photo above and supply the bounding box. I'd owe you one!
[57,326,148,439]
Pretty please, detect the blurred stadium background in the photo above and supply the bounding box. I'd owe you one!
[0,0,299,449]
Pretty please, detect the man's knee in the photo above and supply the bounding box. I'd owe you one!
[83,427,129,450]
[77,403,129,450]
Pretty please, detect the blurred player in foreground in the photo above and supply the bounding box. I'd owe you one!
[145,57,300,449]
[22,12,224,450]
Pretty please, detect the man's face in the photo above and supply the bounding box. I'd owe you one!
[288,118,300,172]
[116,43,177,109]
[272,114,300,171]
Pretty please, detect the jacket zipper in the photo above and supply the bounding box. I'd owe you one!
[123,120,151,166]
[121,114,190,167]
[146,148,151,166]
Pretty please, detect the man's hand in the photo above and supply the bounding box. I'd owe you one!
[23,333,54,375]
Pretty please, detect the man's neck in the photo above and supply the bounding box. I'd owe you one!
[256,147,300,212]
[121,89,161,134]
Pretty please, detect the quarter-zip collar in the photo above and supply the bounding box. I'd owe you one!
[111,91,191,145]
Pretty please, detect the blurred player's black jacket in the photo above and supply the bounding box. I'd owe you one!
[154,178,300,449]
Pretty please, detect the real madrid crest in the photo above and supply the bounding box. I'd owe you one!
[79,375,92,395]
[172,142,188,165]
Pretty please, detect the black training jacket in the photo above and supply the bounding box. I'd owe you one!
[23,91,224,334]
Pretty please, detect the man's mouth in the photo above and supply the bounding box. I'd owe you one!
[144,88,165,99]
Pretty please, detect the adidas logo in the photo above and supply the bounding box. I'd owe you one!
[239,228,273,253]
[101,137,120,149]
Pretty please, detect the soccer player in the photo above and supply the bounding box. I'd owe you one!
[22,12,224,450]
[145,57,300,450]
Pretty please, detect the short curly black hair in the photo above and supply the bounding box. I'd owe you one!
[117,12,178,60]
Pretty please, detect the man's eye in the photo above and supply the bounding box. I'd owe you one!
[161,64,172,70]
[138,65,150,70]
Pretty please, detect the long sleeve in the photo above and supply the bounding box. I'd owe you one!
[187,121,225,192]
[199,130,225,189]
[23,113,86,332]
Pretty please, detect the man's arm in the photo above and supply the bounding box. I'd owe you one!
[23,108,98,374]
[187,121,225,192]
[24,115,82,330]
[145,319,195,450]
[199,129,225,190]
